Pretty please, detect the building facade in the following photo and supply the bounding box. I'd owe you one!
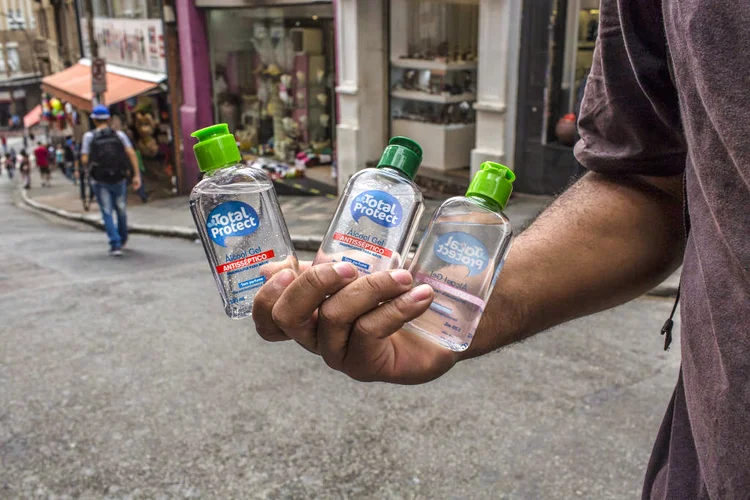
[178,0,589,196]
[0,0,42,127]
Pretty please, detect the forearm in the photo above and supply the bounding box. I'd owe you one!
[127,150,141,181]
[463,172,685,359]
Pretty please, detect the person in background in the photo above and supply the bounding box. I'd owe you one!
[64,138,77,185]
[7,148,16,179]
[1,134,7,155]
[81,105,141,256]
[18,150,30,189]
[33,141,51,187]
[126,128,148,203]
[55,143,67,181]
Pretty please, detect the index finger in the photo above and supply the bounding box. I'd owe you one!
[271,262,358,351]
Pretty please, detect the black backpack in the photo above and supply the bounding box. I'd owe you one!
[88,128,131,183]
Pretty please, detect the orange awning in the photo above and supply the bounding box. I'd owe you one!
[41,63,160,112]
[24,104,42,129]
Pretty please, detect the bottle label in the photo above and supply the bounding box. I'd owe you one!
[350,190,403,228]
[206,201,260,247]
[434,232,489,276]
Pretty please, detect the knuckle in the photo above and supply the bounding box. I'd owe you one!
[271,305,291,329]
[390,295,415,319]
[353,317,379,341]
[359,273,390,296]
[302,265,330,290]
[317,302,342,326]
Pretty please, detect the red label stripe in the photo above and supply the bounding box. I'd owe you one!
[216,250,275,274]
[333,232,393,258]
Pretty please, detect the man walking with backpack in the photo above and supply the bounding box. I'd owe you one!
[81,105,142,256]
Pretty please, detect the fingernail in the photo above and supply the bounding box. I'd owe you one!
[272,269,295,289]
[391,269,413,286]
[409,284,433,302]
[333,262,357,279]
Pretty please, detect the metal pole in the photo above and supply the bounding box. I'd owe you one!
[83,0,102,105]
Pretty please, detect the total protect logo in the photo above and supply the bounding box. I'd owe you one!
[350,190,403,228]
[206,201,259,247]
[434,232,489,276]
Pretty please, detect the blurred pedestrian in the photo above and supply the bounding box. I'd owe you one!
[1,134,7,155]
[33,142,51,187]
[81,105,141,256]
[55,143,67,180]
[7,148,16,179]
[64,138,77,184]
[18,150,30,189]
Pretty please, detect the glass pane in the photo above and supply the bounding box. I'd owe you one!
[389,0,479,171]
[207,5,336,170]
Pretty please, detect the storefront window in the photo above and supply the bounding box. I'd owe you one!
[544,0,599,147]
[207,5,336,181]
[389,0,479,173]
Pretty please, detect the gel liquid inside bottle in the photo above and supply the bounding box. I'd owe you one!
[189,124,298,319]
[405,162,515,351]
[313,137,425,274]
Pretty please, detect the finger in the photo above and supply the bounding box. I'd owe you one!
[271,262,358,352]
[258,255,300,281]
[343,285,435,379]
[252,268,296,342]
[316,269,415,370]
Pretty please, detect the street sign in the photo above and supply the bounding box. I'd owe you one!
[91,58,107,95]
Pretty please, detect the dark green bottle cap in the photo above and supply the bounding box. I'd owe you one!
[376,136,423,180]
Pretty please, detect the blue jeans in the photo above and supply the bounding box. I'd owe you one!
[92,180,128,250]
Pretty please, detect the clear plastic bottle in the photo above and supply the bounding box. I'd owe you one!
[313,137,424,274]
[404,162,515,351]
[189,124,298,319]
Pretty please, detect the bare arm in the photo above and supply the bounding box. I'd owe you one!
[462,171,684,359]
[251,171,685,384]
[125,147,141,184]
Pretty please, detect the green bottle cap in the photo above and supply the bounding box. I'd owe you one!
[376,136,423,180]
[466,161,516,209]
[191,124,241,172]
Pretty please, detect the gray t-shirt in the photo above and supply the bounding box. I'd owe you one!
[81,128,133,155]
[575,1,750,498]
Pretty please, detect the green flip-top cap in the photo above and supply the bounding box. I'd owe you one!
[191,124,241,172]
[376,136,423,180]
[466,162,516,209]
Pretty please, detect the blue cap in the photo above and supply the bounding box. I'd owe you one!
[90,104,111,120]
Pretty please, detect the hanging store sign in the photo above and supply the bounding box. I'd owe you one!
[80,18,166,74]
[91,57,107,94]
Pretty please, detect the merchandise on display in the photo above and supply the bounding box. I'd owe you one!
[207,8,335,184]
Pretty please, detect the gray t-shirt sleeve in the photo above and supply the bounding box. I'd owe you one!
[81,131,94,155]
[573,4,686,177]
[116,130,134,149]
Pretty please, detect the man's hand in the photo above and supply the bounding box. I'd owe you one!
[132,176,142,191]
[252,262,458,384]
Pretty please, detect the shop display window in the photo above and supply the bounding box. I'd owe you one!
[207,6,336,179]
[389,0,479,172]
[544,0,599,147]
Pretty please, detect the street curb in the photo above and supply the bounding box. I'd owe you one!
[19,187,325,250]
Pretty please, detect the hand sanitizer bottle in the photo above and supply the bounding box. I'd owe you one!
[404,162,515,351]
[189,124,298,319]
[313,137,424,274]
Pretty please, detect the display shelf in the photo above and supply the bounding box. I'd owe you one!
[390,89,476,104]
[392,119,475,171]
[390,58,479,71]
